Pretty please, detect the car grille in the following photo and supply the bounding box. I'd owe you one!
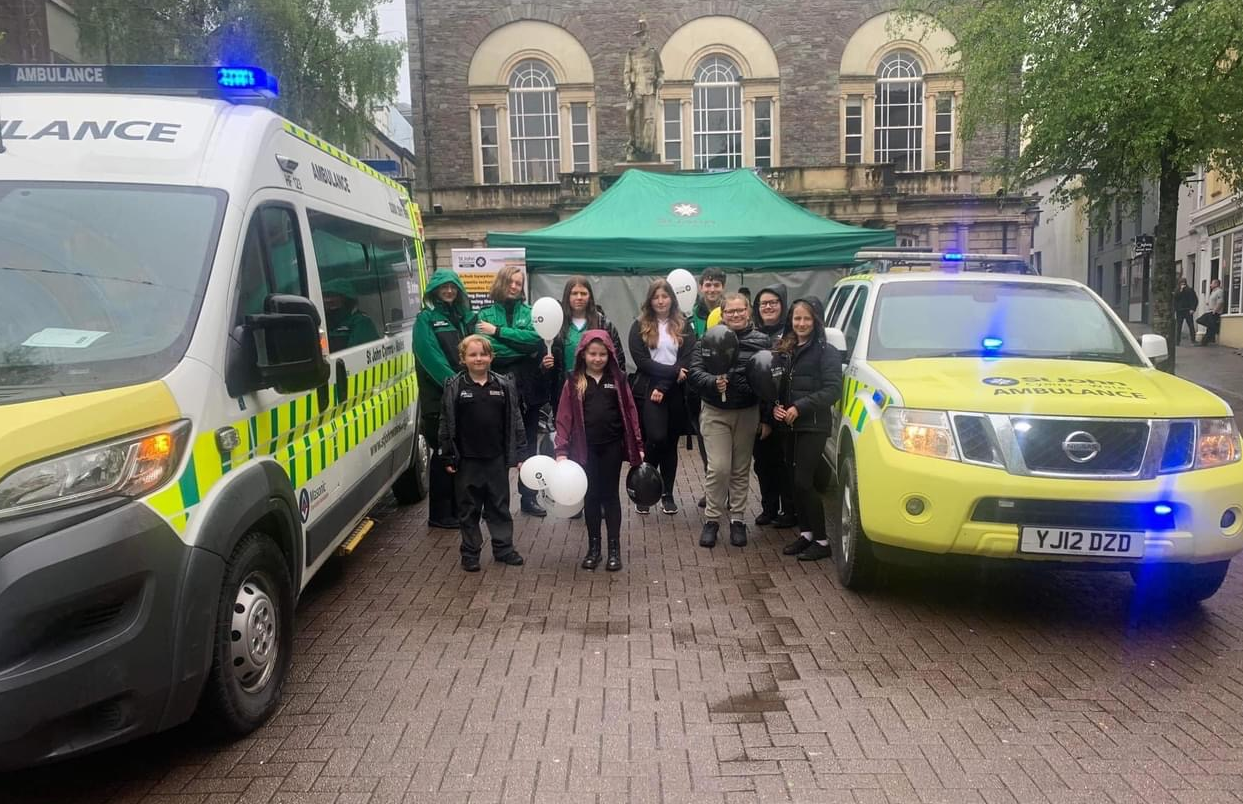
[954,415,1000,464]
[972,498,1176,530]
[1012,418,1149,475]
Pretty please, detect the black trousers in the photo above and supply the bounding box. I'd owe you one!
[641,394,680,496]
[423,411,455,523]
[782,429,830,542]
[1177,310,1197,344]
[516,402,542,504]
[583,439,624,543]
[753,429,790,516]
[455,455,516,558]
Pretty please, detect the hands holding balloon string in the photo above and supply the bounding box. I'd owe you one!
[773,404,799,423]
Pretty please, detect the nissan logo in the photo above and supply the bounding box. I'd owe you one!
[1061,431,1101,463]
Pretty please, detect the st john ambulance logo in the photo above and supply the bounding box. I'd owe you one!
[982,377,1020,387]
[672,202,700,217]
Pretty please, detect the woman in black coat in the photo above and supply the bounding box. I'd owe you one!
[627,278,696,514]
[773,298,843,561]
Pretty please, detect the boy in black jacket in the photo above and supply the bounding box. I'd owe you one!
[440,335,528,572]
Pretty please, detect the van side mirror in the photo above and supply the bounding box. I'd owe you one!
[1140,333,1169,364]
[225,294,330,397]
[825,326,848,354]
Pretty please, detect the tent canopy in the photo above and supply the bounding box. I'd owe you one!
[486,169,895,272]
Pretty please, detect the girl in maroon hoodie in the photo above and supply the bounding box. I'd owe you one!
[554,330,643,571]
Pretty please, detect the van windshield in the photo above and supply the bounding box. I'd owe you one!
[0,182,225,403]
[868,280,1143,364]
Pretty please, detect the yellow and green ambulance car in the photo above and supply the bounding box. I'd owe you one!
[0,65,429,768]
[822,251,1243,602]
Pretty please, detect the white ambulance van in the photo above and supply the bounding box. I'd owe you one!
[0,65,430,768]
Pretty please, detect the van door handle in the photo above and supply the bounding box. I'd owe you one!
[334,359,348,405]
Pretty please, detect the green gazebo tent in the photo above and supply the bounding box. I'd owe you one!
[486,168,895,272]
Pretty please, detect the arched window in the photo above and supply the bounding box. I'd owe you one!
[692,55,742,170]
[508,59,560,183]
[874,50,924,172]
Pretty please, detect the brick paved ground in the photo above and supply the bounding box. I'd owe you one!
[7,456,1243,804]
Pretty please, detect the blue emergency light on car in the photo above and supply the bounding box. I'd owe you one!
[982,337,1004,351]
[0,64,278,102]
[942,252,966,262]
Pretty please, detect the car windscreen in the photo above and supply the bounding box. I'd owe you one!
[0,182,226,403]
[867,280,1143,364]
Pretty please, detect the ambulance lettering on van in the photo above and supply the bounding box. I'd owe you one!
[311,162,351,192]
[0,119,182,142]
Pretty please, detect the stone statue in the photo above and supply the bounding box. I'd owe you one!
[624,18,663,162]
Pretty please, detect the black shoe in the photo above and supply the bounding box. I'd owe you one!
[606,552,622,571]
[581,549,601,570]
[635,503,650,515]
[699,521,719,548]
[461,555,481,572]
[661,495,679,514]
[755,511,776,526]
[797,542,832,561]
[495,552,524,566]
[772,514,798,529]
[570,511,583,520]
[729,520,747,547]
[521,500,547,517]
[783,536,812,555]
[697,496,707,509]
[429,518,460,530]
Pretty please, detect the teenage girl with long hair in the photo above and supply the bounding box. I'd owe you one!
[626,279,697,515]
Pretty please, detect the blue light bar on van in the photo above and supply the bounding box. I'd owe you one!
[0,64,278,102]
[942,252,966,262]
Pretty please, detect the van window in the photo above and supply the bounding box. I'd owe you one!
[842,286,869,356]
[235,206,308,325]
[308,210,415,352]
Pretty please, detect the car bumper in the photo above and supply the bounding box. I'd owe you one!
[853,430,1243,565]
[0,500,223,770]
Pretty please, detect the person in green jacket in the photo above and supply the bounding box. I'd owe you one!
[689,267,726,337]
[476,264,549,515]
[323,279,380,351]
[414,270,476,529]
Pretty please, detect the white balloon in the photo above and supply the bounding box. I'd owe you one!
[547,459,589,507]
[538,489,581,519]
[519,454,557,490]
[667,268,697,313]
[531,296,565,342]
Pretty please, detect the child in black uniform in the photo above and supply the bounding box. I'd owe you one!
[439,335,527,572]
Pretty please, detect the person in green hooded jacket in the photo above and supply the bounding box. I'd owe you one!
[414,270,477,529]
[475,264,549,515]
[323,278,381,351]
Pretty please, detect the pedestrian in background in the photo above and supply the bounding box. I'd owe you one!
[750,285,795,528]
[688,293,770,548]
[555,332,643,572]
[439,336,527,572]
[1199,278,1225,345]
[413,270,476,530]
[476,266,549,515]
[774,299,843,562]
[1175,277,1199,346]
[628,279,696,515]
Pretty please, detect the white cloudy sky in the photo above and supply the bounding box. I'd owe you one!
[375,0,411,104]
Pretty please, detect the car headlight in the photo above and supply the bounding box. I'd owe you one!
[881,408,959,461]
[0,421,191,519]
[1196,418,1241,469]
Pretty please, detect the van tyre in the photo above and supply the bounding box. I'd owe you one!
[392,431,430,504]
[202,533,294,735]
[833,455,877,591]
[1130,560,1230,604]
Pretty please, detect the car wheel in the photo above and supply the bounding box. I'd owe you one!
[202,533,294,735]
[392,431,430,504]
[833,455,877,591]
[1130,560,1230,604]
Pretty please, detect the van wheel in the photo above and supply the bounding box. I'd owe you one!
[1130,560,1230,604]
[202,533,294,735]
[833,455,877,591]
[392,432,430,504]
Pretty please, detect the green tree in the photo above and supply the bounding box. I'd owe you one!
[74,0,403,150]
[898,0,1243,370]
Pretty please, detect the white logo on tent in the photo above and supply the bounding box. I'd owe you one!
[672,202,700,218]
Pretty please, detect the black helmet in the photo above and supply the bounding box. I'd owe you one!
[625,463,663,507]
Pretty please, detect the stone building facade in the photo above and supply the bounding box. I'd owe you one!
[407,1,1036,268]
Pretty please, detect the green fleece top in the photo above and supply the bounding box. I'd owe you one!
[412,270,475,388]
[477,298,544,363]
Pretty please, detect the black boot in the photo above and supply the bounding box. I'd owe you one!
[605,534,622,571]
[582,535,602,570]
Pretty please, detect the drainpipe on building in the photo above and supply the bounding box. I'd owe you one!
[411,0,437,267]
